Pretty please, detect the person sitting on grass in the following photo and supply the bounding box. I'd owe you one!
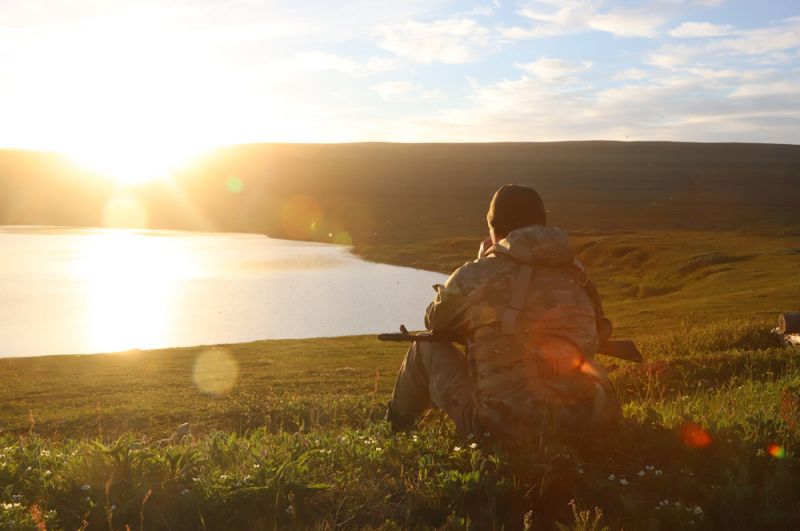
[385,184,620,442]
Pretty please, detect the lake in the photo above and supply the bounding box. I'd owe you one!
[0,226,448,358]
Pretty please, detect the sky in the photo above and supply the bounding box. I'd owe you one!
[1,0,798,155]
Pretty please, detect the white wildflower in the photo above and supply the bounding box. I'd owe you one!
[285,505,295,515]
[469,443,478,449]
[44,470,52,477]
[607,474,616,481]
[253,464,260,469]
[646,465,655,471]
[619,478,629,485]
[110,504,116,511]
[220,474,228,480]
[81,484,91,491]
[40,450,50,457]
[674,501,682,507]
[693,506,703,515]
[659,499,669,507]
[654,469,663,476]
[638,470,645,477]
[453,446,462,453]
[181,489,189,496]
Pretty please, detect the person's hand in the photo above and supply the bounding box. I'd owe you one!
[478,238,493,258]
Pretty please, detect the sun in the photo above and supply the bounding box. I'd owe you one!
[67,141,204,186]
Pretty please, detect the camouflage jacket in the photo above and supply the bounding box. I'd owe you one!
[425,225,602,424]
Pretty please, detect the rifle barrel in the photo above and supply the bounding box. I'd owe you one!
[378,331,643,362]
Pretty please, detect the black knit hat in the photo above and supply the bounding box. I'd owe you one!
[486,184,546,238]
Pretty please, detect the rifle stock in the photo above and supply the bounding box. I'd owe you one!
[377,326,643,363]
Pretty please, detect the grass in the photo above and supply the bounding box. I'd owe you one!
[1,317,799,529]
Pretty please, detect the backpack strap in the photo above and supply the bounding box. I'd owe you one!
[502,263,533,335]
[567,260,605,317]
[484,244,535,335]
[485,246,604,335]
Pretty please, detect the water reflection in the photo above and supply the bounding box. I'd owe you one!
[80,232,187,353]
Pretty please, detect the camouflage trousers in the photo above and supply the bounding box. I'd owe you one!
[388,341,482,437]
[388,342,622,441]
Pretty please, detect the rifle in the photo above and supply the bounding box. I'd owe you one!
[378,325,643,363]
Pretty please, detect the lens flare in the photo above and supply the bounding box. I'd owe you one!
[332,231,353,246]
[767,443,786,459]
[680,422,712,448]
[226,176,244,193]
[193,349,239,395]
[281,196,324,239]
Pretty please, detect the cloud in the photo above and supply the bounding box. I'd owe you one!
[375,62,800,144]
[377,17,493,64]
[669,21,733,38]
[373,81,415,100]
[372,81,444,101]
[589,8,667,38]
[501,0,669,39]
[649,17,800,68]
[730,81,800,98]
[288,52,399,75]
[613,68,649,81]
[458,6,496,17]
[515,58,592,81]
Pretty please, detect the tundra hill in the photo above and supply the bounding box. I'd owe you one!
[1,142,798,246]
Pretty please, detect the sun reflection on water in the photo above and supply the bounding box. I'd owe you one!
[77,231,190,353]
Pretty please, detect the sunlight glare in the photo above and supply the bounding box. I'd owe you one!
[68,142,203,186]
[79,232,189,353]
[102,193,149,229]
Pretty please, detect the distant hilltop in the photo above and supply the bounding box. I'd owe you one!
[1,141,798,245]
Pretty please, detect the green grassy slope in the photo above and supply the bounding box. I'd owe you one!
[0,319,798,529]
